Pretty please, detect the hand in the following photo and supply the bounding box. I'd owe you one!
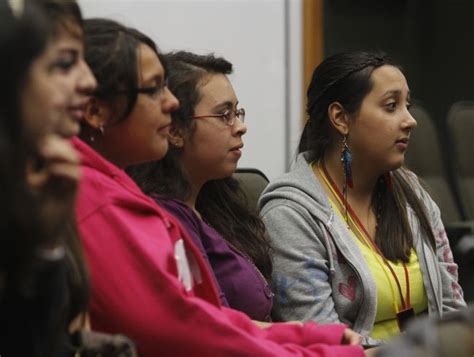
[285,320,304,326]
[341,328,363,345]
[252,320,273,329]
[26,134,80,241]
[364,346,380,357]
[79,330,137,357]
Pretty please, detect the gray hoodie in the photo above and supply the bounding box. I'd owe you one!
[259,152,466,345]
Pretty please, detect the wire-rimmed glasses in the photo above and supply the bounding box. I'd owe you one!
[192,108,245,126]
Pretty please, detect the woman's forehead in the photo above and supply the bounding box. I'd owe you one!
[369,65,408,96]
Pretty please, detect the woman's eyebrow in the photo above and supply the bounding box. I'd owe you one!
[143,74,164,86]
[212,100,237,112]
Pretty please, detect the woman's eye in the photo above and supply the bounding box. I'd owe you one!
[219,110,232,123]
[146,79,168,98]
[53,58,75,72]
[148,87,160,96]
[385,102,397,111]
[148,85,165,97]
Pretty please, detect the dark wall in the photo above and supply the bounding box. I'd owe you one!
[324,0,474,130]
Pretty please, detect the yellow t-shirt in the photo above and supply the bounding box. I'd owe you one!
[327,197,428,341]
[354,238,428,340]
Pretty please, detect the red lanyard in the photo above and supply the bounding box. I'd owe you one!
[321,161,411,311]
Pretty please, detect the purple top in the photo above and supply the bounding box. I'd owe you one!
[155,196,273,321]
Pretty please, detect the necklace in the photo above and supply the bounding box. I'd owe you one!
[317,160,415,330]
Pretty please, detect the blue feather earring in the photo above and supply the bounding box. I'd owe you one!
[341,135,353,189]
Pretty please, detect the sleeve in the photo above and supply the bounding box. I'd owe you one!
[79,203,364,357]
[261,200,343,325]
[422,189,467,311]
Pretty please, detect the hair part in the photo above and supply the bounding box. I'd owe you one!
[164,51,233,138]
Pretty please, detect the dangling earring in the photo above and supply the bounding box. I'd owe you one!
[340,135,353,225]
[341,135,353,189]
[89,127,97,142]
[90,125,105,143]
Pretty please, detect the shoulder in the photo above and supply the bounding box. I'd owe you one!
[153,197,201,233]
[76,165,116,221]
[76,184,179,257]
[397,167,438,210]
[260,153,330,220]
[77,165,170,229]
[155,197,196,221]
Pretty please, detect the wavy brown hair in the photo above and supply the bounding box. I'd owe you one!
[128,51,272,281]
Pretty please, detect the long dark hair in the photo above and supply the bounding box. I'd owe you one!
[128,51,272,281]
[300,51,436,262]
[0,0,52,294]
[81,17,162,130]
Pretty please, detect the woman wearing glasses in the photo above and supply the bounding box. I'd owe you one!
[127,51,274,323]
[75,19,366,356]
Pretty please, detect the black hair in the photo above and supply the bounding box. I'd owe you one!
[127,51,273,281]
[300,51,394,159]
[0,0,51,293]
[38,0,83,38]
[0,0,48,150]
[81,18,163,128]
[299,51,435,262]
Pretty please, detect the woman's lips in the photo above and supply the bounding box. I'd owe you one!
[67,100,88,122]
[67,107,85,121]
[230,144,243,157]
[396,138,409,151]
[158,121,172,134]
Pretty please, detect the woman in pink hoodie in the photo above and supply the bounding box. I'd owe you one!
[75,17,369,357]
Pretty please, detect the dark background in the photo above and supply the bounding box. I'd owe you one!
[324,0,474,301]
[324,0,474,132]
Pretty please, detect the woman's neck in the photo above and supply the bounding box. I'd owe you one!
[321,148,379,215]
[86,138,128,169]
[183,171,205,217]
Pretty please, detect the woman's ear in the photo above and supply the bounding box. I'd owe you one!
[327,102,349,136]
[84,98,110,130]
[168,125,185,148]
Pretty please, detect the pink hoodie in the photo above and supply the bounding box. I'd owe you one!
[73,137,364,357]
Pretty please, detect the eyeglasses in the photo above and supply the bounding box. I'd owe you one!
[192,108,246,127]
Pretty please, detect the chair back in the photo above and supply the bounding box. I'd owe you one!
[233,168,269,212]
[447,101,474,219]
[405,103,463,222]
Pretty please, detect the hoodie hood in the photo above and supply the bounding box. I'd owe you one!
[259,151,333,223]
